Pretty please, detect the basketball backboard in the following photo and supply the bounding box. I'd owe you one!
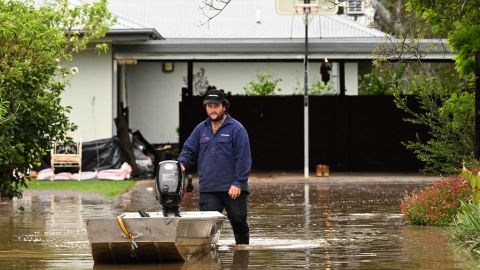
[276,0,339,15]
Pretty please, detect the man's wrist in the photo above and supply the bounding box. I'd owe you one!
[232,182,242,189]
[179,162,186,172]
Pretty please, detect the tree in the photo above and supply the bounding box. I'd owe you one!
[374,0,479,76]
[199,0,232,25]
[374,0,406,36]
[0,0,115,198]
[371,0,479,174]
[406,0,480,76]
[400,0,478,174]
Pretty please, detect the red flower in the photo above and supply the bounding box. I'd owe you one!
[400,175,472,226]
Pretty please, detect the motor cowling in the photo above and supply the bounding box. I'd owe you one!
[155,160,184,217]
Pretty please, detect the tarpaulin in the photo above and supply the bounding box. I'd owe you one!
[82,137,128,172]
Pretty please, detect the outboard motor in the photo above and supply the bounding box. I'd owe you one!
[155,160,184,217]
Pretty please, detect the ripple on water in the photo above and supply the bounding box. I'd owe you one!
[218,238,328,251]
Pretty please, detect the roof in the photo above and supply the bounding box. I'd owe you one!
[106,0,454,60]
[101,28,163,41]
[113,37,454,61]
[107,0,386,39]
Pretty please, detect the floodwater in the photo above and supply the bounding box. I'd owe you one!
[1,179,479,269]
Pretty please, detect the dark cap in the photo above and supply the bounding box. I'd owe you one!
[203,89,227,105]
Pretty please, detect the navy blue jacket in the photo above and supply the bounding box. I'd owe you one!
[178,115,251,192]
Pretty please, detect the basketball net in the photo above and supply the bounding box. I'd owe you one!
[295,3,320,14]
[295,3,319,24]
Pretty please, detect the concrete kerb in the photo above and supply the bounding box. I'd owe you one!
[246,171,438,185]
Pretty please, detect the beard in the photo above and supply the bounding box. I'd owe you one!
[209,111,225,122]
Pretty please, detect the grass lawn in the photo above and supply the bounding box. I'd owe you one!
[26,180,137,199]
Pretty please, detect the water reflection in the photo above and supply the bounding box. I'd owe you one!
[1,181,479,269]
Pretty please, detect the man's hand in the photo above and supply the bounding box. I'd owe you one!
[180,163,185,172]
[228,185,241,199]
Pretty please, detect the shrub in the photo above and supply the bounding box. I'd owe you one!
[0,0,114,198]
[360,62,473,175]
[447,164,480,254]
[293,80,336,95]
[400,176,472,226]
[462,161,480,205]
[449,202,480,254]
[358,63,406,95]
[395,76,473,175]
[243,71,281,96]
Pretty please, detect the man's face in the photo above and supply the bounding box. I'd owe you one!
[206,103,226,122]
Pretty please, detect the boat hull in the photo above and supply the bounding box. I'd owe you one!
[85,211,226,263]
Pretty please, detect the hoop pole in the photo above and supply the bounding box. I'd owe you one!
[303,10,309,178]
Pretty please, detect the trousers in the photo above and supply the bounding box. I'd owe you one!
[199,192,249,245]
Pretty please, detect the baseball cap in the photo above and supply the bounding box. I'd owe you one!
[203,89,227,105]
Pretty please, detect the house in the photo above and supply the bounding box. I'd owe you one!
[63,0,454,147]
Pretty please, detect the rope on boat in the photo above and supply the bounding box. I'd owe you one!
[116,214,138,257]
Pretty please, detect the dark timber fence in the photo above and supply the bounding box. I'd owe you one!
[179,95,425,172]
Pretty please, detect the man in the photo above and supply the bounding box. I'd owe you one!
[178,89,252,245]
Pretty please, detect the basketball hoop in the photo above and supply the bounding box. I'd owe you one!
[276,0,338,15]
[294,3,319,14]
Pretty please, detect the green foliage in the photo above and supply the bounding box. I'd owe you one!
[389,63,473,175]
[449,202,480,254]
[396,90,474,175]
[462,162,480,205]
[407,0,480,76]
[359,64,406,95]
[0,97,8,122]
[243,71,281,96]
[400,176,472,226]
[449,162,480,254]
[449,23,480,77]
[310,80,335,95]
[0,0,115,198]
[293,80,336,95]
[463,171,480,205]
[359,63,464,96]
[362,63,474,175]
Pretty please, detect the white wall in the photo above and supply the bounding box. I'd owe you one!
[126,62,187,144]
[198,62,339,95]
[345,62,359,95]
[62,50,113,142]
